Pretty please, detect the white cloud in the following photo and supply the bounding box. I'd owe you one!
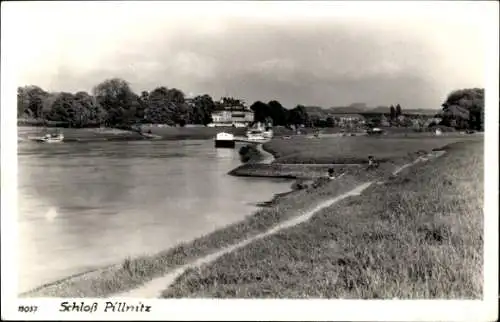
[171,52,217,80]
[3,1,493,108]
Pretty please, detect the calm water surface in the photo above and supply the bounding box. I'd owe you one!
[17,134,291,293]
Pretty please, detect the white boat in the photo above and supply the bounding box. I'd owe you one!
[246,122,273,141]
[366,127,384,135]
[232,122,247,128]
[30,133,64,143]
[140,131,162,139]
[214,132,235,148]
[246,129,266,141]
[262,128,273,139]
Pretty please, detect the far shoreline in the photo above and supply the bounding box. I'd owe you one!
[17,123,251,142]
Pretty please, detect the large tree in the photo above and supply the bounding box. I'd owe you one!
[395,104,402,117]
[326,116,335,127]
[93,78,139,127]
[389,105,396,120]
[190,94,216,125]
[17,85,49,119]
[168,88,188,125]
[74,91,106,126]
[146,87,175,125]
[441,88,484,130]
[250,101,270,123]
[267,100,288,126]
[45,92,74,124]
[288,105,309,127]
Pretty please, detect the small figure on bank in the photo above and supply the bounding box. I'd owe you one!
[367,155,379,169]
[328,168,335,179]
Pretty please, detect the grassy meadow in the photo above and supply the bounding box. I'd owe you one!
[264,134,482,164]
[230,133,483,178]
[162,140,484,298]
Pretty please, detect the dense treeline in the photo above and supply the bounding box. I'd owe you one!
[17,77,484,131]
[17,77,312,129]
[17,78,218,129]
[440,88,484,131]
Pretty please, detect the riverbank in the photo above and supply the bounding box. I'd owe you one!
[20,135,483,298]
[21,150,399,298]
[17,126,145,142]
[263,134,482,164]
[140,125,248,140]
[229,134,482,178]
[163,140,483,298]
[18,124,247,142]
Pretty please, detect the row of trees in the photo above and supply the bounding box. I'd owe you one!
[17,78,484,131]
[17,78,312,129]
[17,78,219,128]
[249,101,310,127]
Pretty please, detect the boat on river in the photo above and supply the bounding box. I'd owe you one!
[246,129,266,141]
[139,130,162,140]
[246,122,273,141]
[29,132,64,143]
[214,132,235,148]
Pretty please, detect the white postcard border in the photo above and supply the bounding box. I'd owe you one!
[2,1,498,321]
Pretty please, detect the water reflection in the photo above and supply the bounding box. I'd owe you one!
[215,147,235,160]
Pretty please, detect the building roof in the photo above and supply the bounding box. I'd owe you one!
[212,108,253,114]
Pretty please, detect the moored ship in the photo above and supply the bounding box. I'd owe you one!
[214,132,235,148]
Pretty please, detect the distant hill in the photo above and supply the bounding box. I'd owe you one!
[304,106,325,113]
[303,104,441,117]
[327,106,368,114]
[367,106,390,114]
[304,106,328,117]
[359,107,440,116]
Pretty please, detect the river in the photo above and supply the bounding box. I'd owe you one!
[17,131,292,293]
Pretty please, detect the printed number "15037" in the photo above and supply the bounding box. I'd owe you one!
[18,305,38,313]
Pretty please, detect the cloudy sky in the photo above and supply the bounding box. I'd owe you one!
[4,1,494,109]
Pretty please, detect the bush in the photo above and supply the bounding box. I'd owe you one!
[239,145,262,163]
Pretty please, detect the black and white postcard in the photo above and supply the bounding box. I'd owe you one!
[1,1,498,321]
